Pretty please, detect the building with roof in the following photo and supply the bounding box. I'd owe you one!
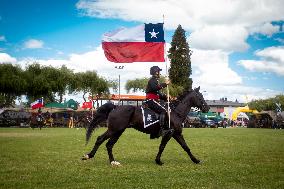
[206,98,245,113]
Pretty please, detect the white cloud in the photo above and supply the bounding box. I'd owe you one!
[0,53,17,63]
[256,46,284,63]
[188,25,249,52]
[199,84,281,102]
[24,39,44,49]
[191,49,242,85]
[238,46,284,76]
[76,0,284,53]
[249,22,280,36]
[0,35,6,42]
[189,49,281,102]
[76,0,284,30]
[189,49,260,102]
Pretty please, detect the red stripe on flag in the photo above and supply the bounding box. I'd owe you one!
[31,103,43,109]
[102,42,165,63]
[82,101,93,109]
[31,99,44,109]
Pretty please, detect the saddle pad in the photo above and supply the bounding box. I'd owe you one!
[141,107,159,128]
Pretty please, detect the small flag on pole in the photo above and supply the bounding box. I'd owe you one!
[82,101,93,109]
[31,98,44,109]
[102,23,165,63]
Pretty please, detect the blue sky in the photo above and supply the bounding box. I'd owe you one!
[0,0,283,103]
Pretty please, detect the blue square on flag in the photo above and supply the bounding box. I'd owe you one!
[145,23,164,42]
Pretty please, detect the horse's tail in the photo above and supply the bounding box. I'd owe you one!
[86,102,116,145]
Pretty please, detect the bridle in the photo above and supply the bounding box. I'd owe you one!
[192,90,207,112]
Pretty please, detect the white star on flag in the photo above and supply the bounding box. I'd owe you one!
[149,29,159,38]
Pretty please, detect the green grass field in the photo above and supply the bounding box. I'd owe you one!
[0,127,283,189]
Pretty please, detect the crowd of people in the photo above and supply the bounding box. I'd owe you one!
[32,108,94,128]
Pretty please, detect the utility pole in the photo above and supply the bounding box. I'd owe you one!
[114,66,124,105]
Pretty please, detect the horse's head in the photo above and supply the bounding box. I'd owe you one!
[190,87,210,113]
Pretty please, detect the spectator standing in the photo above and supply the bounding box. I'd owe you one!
[68,113,74,128]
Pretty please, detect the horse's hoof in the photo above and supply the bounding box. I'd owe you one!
[194,159,201,164]
[111,161,122,167]
[155,159,164,166]
[81,154,90,160]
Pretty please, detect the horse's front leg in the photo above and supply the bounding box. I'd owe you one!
[173,133,200,164]
[155,133,172,165]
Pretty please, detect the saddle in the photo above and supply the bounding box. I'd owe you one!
[141,106,159,128]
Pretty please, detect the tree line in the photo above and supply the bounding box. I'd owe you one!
[0,63,109,108]
[248,95,284,112]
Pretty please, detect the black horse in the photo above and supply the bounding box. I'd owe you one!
[82,87,209,165]
[30,113,45,130]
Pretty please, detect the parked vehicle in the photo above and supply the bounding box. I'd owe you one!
[247,113,273,128]
[184,112,202,128]
[0,109,31,127]
[200,118,217,128]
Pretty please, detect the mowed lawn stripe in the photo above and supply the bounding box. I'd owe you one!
[0,128,283,189]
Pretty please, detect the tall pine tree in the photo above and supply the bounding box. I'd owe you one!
[168,25,192,91]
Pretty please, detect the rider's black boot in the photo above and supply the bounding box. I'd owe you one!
[159,112,173,137]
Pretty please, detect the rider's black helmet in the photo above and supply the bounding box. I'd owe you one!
[150,66,162,75]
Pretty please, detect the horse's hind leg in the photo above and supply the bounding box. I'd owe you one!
[173,133,200,164]
[106,130,125,164]
[155,133,172,165]
[82,130,110,160]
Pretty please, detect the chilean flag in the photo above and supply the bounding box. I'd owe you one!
[82,101,93,109]
[31,98,44,109]
[102,23,165,63]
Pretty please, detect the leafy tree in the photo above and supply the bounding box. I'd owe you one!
[125,76,173,96]
[24,63,51,103]
[108,79,119,93]
[91,77,109,102]
[125,78,148,93]
[168,84,184,98]
[34,65,73,103]
[73,71,109,106]
[0,63,27,107]
[248,95,284,111]
[0,62,110,108]
[168,24,192,92]
[52,65,73,103]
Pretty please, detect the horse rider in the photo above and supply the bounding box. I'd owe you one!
[37,108,43,122]
[145,66,173,136]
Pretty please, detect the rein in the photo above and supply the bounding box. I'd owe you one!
[170,90,195,119]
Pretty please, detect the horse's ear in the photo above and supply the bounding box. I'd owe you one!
[194,86,200,92]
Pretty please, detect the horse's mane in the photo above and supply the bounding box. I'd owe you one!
[170,90,192,109]
[176,90,192,101]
